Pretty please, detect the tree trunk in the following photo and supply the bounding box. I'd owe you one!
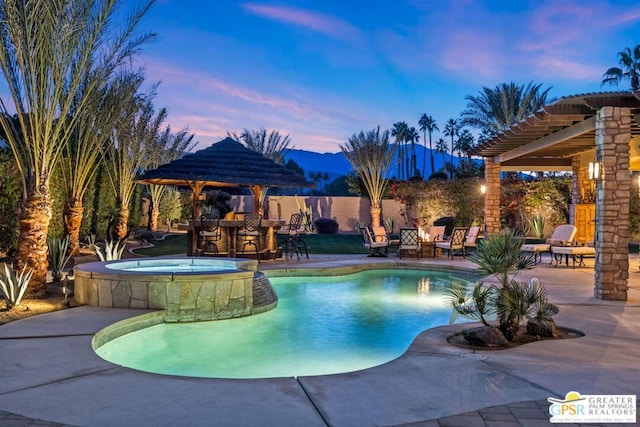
[149,205,160,231]
[17,192,51,294]
[113,205,129,241]
[429,136,435,176]
[370,204,382,227]
[63,200,84,256]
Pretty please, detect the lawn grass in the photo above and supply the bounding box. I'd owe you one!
[134,233,369,257]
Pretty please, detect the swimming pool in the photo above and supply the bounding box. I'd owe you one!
[94,269,475,378]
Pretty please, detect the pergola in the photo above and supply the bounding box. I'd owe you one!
[136,137,313,218]
[471,91,640,301]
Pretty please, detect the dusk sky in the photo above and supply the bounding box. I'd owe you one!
[136,1,640,153]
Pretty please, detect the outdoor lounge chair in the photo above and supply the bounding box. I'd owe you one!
[463,225,481,253]
[520,224,577,264]
[398,227,420,259]
[435,227,468,259]
[360,225,393,257]
[551,245,595,268]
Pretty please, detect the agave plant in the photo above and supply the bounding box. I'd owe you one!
[94,239,126,261]
[527,214,545,239]
[384,217,397,235]
[47,235,73,282]
[0,263,32,308]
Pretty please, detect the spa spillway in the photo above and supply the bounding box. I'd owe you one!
[73,257,278,322]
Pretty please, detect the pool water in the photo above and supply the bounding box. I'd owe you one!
[95,269,474,378]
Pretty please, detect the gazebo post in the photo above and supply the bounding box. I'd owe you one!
[189,181,206,219]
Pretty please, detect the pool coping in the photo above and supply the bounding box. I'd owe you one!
[0,255,639,426]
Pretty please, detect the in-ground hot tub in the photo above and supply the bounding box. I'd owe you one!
[74,257,277,322]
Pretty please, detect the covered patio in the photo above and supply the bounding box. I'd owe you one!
[472,91,640,301]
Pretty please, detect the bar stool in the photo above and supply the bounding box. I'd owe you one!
[238,213,262,261]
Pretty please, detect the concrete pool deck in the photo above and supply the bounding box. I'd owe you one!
[0,254,639,426]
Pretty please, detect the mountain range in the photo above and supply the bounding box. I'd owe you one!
[286,144,462,183]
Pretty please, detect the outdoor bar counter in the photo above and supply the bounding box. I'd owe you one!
[187,218,285,259]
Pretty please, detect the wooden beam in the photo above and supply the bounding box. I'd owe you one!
[495,116,596,163]
[499,156,572,171]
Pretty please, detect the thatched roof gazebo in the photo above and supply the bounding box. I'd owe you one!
[136,137,313,218]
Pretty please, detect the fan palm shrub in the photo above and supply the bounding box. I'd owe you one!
[446,230,555,342]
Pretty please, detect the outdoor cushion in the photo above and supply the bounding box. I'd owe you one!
[371,225,389,243]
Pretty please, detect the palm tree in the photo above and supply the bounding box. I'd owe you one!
[391,121,408,180]
[144,128,195,231]
[340,127,397,227]
[104,94,165,241]
[460,82,553,136]
[60,70,146,255]
[0,0,154,292]
[406,126,420,178]
[228,128,294,214]
[228,128,293,165]
[435,137,448,173]
[602,44,640,91]
[455,129,475,164]
[418,114,438,177]
[444,119,458,178]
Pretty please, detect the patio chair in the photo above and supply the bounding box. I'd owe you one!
[429,225,446,242]
[238,213,262,262]
[274,213,306,260]
[398,227,420,259]
[520,224,577,264]
[197,215,222,256]
[435,227,468,259]
[463,225,481,254]
[360,225,391,257]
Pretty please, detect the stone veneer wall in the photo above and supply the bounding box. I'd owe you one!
[484,160,501,236]
[594,106,630,301]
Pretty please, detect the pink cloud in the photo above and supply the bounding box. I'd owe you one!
[438,31,505,80]
[140,57,378,152]
[241,3,361,42]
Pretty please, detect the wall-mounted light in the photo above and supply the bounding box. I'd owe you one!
[588,161,601,181]
[480,184,487,195]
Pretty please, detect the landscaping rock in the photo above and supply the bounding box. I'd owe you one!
[462,325,508,347]
[526,318,558,337]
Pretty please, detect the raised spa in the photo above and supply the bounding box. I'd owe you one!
[74,257,277,322]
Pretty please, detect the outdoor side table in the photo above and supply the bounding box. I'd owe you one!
[420,241,436,258]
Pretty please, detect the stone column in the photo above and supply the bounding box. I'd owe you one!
[594,106,630,301]
[484,158,501,236]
